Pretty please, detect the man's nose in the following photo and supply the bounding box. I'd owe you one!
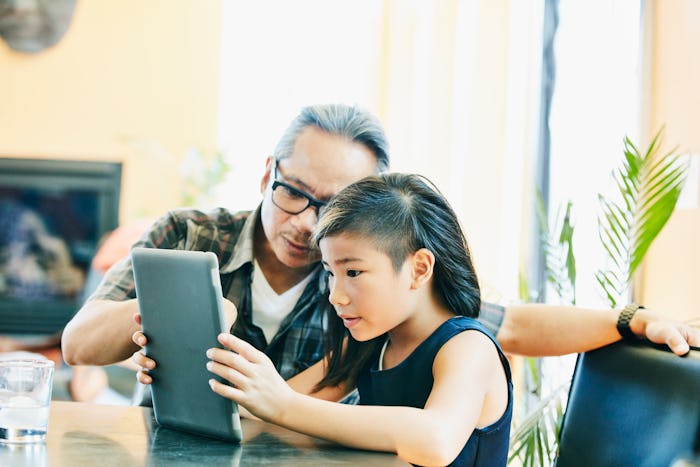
[292,206,319,232]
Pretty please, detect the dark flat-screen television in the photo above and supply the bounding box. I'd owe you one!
[0,157,121,335]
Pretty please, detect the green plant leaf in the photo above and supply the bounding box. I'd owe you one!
[596,127,688,306]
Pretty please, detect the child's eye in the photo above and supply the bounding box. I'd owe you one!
[347,270,362,278]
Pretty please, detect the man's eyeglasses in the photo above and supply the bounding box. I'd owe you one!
[271,159,327,215]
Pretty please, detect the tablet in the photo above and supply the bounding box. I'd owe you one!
[131,247,242,442]
[145,412,243,465]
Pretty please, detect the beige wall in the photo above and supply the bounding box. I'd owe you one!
[0,0,222,224]
[641,0,700,322]
[2,0,696,321]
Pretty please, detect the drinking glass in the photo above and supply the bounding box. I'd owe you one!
[0,359,54,443]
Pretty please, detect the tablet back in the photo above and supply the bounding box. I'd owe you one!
[131,247,242,442]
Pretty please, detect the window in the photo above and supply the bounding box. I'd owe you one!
[546,0,644,306]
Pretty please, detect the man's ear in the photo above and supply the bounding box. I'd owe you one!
[410,248,435,289]
[260,156,274,194]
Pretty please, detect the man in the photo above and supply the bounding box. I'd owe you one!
[61,104,699,384]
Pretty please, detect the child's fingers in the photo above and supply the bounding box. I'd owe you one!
[217,333,265,363]
[207,360,246,388]
[209,378,245,404]
[207,347,255,376]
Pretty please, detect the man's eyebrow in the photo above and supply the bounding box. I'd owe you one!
[284,173,313,192]
[280,172,335,201]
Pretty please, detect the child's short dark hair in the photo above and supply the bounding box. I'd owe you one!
[313,172,480,317]
[313,173,481,389]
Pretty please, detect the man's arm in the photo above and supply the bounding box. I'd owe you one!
[496,303,700,357]
[61,299,141,366]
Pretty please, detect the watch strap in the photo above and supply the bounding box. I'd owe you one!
[617,303,644,341]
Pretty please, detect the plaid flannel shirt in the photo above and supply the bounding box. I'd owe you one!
[89,206,505,381]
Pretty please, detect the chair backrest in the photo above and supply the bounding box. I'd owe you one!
[556,341,700,467]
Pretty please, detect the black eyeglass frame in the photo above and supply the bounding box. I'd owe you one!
[270,159,327,215]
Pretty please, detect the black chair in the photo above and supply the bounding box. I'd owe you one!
[556,341,700,467]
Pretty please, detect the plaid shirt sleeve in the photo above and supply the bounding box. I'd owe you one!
[477,301,506,336]
[87,208,248,302]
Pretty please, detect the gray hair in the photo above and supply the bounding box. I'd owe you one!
[273,104,390,173]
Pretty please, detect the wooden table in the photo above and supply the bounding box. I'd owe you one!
[0,401,408,466]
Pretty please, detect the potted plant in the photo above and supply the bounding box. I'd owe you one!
[508,127,689,466]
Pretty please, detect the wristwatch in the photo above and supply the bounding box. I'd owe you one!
[616,303,644,341]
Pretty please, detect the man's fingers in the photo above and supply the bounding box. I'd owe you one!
[132,330,147,347]
[666,332,690,356]
[686,325,700,347]
[137,368,152,385]
[131,348,155,370]
[646,322,691,356]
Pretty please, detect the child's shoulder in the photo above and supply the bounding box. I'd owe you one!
[437,317,511,380]
[438,317,504,360]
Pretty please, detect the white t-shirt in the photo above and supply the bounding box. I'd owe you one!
[251,260,314,344]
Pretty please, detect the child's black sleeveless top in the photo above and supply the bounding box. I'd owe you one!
[356,316,513,467]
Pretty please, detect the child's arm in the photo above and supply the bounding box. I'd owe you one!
[285,356,353,401]
[207,331,505,466]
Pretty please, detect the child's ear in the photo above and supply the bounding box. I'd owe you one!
[410,248,435,289]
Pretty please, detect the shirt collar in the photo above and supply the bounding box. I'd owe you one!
[219,204,260,273]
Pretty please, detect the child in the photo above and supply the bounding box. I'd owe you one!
[207,173,512,466]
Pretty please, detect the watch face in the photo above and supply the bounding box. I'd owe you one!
[0,0,77,54]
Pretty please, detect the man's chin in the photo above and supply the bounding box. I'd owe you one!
[279,249,320,270]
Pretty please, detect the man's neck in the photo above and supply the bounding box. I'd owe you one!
[253,221,316,294]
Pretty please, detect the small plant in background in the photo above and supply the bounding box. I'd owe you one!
[596,128,689,307]
[180,147,231,208]
[508,127,689,466]
[508,197,576,467]
[126,137,231,210]
[537,198,577,305]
